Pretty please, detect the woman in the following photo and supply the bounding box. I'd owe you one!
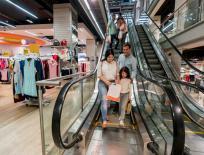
[115,18,128,51]
[97,49,119,128]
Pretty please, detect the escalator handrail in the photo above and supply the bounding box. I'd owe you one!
[144,12,204,75]
[129,25,185,154]
[52,40,106,149]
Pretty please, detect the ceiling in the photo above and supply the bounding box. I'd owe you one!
[0,0,107,40]
[107,0,135,14]
[1,23,94,45]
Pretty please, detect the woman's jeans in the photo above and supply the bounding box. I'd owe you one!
[98,80,109,121]
[119,93,129,121]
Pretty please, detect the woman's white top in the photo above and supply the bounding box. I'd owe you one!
[97,60,118,81]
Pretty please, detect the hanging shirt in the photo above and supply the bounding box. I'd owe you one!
[14,61,23,95]
[48,59,58,78]
[23,59,37,97]
[0,69,8,81]
[0,59,8,69]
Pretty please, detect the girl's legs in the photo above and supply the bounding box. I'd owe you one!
[119,93,129,125]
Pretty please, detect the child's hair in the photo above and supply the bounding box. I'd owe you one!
[119,66,131,79]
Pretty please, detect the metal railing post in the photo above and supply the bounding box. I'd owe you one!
[80,80,84,111]
[38,86,46,155]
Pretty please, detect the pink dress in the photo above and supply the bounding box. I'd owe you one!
[1,69,8,81]
[48,59,58,78]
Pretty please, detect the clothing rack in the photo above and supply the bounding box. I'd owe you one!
[12,55,60,105]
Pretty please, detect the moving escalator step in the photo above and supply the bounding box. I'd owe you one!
[138,33,145,35]
[140,38,149,41]
[144,49,154,53]
[153,70,166,75]
[139,36,148,38]
[142,43,152,47]
[148,59,159,64]
[150,64,162,70]
[143,47,153,50]
[145,54,157,59]
[141,39,150,43]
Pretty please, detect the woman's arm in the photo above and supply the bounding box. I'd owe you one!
[97,61,111,86]
[99,76,112,86]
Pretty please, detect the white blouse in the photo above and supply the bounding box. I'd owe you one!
[97,60,118,81]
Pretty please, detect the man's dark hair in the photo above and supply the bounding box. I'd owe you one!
[123,42,131,49]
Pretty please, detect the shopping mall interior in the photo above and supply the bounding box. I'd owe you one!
[0,0,204,155]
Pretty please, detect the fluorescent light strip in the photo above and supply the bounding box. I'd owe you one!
[84,0,105,39]
[25,30,37,36]
[6,0,38,19]
[0,21,16,28]
[162,22,174,31]
[26,19,33,23]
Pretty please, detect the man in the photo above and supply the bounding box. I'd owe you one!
[118,42,137,79]
[107,14,118,49]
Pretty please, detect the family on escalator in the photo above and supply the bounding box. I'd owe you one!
[97,42,137,128]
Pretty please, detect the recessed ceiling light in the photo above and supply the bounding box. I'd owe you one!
[26,19,33,23]
[6,0,38,19]
[0,21,16,28]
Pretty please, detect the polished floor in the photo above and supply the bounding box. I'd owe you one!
[0,84,42,155]
[0,79,95,155]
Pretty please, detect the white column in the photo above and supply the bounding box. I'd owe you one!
[53,4,73,43]
[86,39,96,58]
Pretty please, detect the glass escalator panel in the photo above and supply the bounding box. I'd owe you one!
[136,13,204,129]
[38,78,77,155]
[129,23,185,154]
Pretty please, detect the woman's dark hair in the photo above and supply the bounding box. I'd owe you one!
[104,48,114,61]
[119,66,131,79]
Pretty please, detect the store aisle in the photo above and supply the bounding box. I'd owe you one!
[0,84,41,155]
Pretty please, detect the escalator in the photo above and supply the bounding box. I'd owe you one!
[129,13,204,154]
[50,24,187,154]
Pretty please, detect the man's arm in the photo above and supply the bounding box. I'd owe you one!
[131,56,137,79]
[117,54,123,70]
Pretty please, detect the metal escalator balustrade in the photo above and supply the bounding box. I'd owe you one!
[50,31,146,155]
[132,12,204,154]
[139,12,204,130]
[128,24,185,155]
[51,40,106,151]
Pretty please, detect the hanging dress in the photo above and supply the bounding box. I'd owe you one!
[23,59,37,97]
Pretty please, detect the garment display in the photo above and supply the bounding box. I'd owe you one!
[0,57,11,82]
[12,56,47,102]
[48,59,58,78]
[23,59,37,97]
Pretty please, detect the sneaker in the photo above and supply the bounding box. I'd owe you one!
[120,120,124,126]
[102,121,107,128]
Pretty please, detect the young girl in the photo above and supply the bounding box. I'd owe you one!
[119,66,132,126]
